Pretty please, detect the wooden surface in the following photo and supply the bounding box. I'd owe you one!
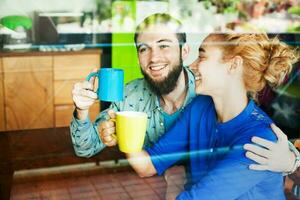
[54,79,99,105]
[0,49,102,130]
[55,103,100,127]
[0,127,124,200]
[3,56,54,130]
[0,58,5,131]
[53,54,100,81]
[54,80,78,104]
[54,105,75,127]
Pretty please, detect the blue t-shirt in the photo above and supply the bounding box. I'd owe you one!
[146,96,284,200]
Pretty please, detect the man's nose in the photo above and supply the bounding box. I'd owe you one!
[150,48,162,62]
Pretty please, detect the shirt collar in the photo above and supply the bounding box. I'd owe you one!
[217,100,255,131]
[183,66,196,108]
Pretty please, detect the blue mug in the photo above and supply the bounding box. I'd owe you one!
[86,68,124,102]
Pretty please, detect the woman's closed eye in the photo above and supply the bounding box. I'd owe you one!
[198,47,206,61]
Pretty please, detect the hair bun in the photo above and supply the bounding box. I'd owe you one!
[264,37,298,87]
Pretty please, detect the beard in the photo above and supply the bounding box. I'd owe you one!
[141,58,183,96]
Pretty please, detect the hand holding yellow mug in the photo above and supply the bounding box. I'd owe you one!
[110,111,148,153]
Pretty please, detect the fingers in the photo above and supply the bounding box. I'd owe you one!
[245,151,268,165]
[105,138,117,147]
[248,164,268,171]
[101,128,117,147]
[243,144,271,158]
[103,134,116,142]
[74,81,94,91]
[101,132,117,146]
[251,136,274,150]
[270,123,288,142]
[108,110,116,119]
[99,121,117,146]
[72,82,97,99]
[73,89,98,99]
[102,127,116,137]
[88,68,98,86]
[100,120,115,129]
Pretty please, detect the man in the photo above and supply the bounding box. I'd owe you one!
[70,13,299,197]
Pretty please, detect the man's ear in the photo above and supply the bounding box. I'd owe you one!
[229,56,243,74]
[181,43,190,61]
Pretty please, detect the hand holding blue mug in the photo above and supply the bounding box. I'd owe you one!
[72,68,124,121]
[72,68,98,113]
[86,68,124,102]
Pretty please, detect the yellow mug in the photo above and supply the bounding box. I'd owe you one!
[113,111,148,153]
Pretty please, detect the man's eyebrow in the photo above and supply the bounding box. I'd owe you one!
[157,39,173,43]
[136,43,148,49]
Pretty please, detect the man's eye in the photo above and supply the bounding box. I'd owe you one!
[139,47,147,53]
[159,44,169,49]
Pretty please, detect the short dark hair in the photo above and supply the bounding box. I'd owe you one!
[134,13,186,48]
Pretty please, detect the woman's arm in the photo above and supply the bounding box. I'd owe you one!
[126,97,204,178]
[126,151,157,177]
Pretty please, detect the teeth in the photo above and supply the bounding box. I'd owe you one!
[150,65,166,71]
[195,74,202,81]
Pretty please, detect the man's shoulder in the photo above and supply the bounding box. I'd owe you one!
[123,78,154,99]
[117,78,156,111]
[124,78,147,91]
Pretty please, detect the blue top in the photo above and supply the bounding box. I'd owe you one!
[163,109,181,131]
[146,96,284,200]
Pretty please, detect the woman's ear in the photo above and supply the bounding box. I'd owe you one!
[181,43,190,61]
[229,56,243,74]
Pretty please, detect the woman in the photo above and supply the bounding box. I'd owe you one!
[125,33,298,200]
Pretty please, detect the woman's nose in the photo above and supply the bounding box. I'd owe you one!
[189,59,201,73]
[189,59,198,70]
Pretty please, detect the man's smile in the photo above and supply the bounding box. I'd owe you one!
[149,64,168,77]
